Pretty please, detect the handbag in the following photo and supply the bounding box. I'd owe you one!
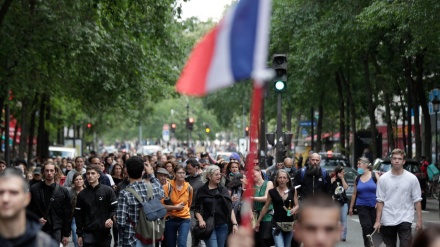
[193,196,216,240]
[276,222,294,232]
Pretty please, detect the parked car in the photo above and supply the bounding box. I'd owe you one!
[373,158,427,209]
[320,157,357,206]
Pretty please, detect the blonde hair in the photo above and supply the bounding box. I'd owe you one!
[202,165,220,183]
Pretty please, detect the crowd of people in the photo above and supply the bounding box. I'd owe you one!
[0,148,439,247]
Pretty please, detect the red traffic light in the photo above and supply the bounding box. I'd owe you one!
[189,117,194,123]
[87,123,92,128]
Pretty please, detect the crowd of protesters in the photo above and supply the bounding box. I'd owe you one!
[0,147,434,247]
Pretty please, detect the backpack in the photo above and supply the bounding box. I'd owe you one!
[355,174,377,185]
[126,183,167,244]
[300,167,328,185]
[427,164,440,181]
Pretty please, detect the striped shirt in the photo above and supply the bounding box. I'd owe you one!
[117,175,164,247]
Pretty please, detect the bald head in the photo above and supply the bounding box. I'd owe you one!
[309,153,321,167]
[284,157,293,168]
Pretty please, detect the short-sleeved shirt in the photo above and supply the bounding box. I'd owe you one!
[376,170,422,226]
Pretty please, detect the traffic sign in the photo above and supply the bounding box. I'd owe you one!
[163,124,170,141]
[429,88,440,115]
[299,121,313,127]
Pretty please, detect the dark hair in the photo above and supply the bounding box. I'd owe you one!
[227,173,244,190]
[164,160,176,170]
[225,161,241,173]
[410,225,440,247]
[74,156,84,163]
[186,159,200,168]
[88,156,100,164]
[0,168,29,192]
[174,164,185,174]
[110,164,124,176]
[125,156,144,179]
[166,155,175,160]
[86,164,101,174]
[298,195,340,223]
[334,165,344,174]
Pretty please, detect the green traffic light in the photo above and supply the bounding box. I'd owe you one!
[274,80,286,91]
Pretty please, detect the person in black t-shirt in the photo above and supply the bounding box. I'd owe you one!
[255,170,299,247]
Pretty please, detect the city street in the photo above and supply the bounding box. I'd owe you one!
[66,198,440,247]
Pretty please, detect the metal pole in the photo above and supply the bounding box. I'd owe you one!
[435,111,439,218]
[276,93,283,163]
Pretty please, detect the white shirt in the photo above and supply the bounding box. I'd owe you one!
[376,170,422,226]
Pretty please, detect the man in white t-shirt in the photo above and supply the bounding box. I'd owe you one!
[374,148,423,247]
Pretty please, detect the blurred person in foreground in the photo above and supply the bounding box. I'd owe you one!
[410,225,440,247]
[0,168,58,247]
[229,195,341,247]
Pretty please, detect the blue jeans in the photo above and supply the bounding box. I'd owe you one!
[340,203,348,239]
[205,224,229,247]
[71,218,79,247]
[165,217,191,247]
[272,228,293,247]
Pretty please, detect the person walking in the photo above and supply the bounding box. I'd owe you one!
[75,164,118,247]
[163,165,193,247]
[68,173,85,247]
[294,153,331,200]
[251,165,274,247]
[28,161,71,246]
[117,156,164,247]
[185,159,205,247]
[255,170,299,247]
[330,166,349,241]
[349,157,380,247]
[374,149,423,247]
[194,165,239,247]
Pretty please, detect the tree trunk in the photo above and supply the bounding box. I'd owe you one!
[340,69,356,163]
[286,108,293,132]
[27,93,39,163]
[371,53,395,151]
[18,99,29,160]
[363,52,378,160]
[37,94,50,159]
[400,94,407,153]
[12,118,18,159]
[0,94,4,153]
[403,57,415,158]
[294,113,301,148]
[0,0,13,27]
[317,103,323,152]
[415,52,432,162]
[335,71,345,155]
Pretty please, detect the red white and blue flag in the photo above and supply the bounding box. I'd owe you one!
[176,0,273,96]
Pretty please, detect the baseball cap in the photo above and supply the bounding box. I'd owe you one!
[156,168,170,176]
[33,167,42,175]
[230,152,240,161]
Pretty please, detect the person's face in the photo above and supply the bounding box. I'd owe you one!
[44,164,57,182]
[66,163,73,170]
[175,168,186,181]
[106,157,112,164]
[74,175,84,187]
[151,156,158,163]
[0,163,6,172]
[33,174,41,180]
[310,154,321,167]
[230,163,239,173]
[357,160,367,169]
[391,154,405,168]
[75,158,84,170]
[295,207,341,247]
[165,163,173,173]
[276,162,284,169]
[114,165,122,175]
[276,171,288,186]
[99,163,105,172]
[161,155,167,163]
[86,169,100,184]
[209,169,222,185]
[253,168,261,181]
[157,173,168,185]
[0,177,30,220]
[117,158,124,166]
[91,158,101,166]
[186,164,197,176]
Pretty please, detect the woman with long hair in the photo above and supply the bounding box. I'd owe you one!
[162,164,193,247]
[164,160,176,180]
[224,160,242,187]
[349,157,380,247]
[331,166,349,241]
[255,170,299,247]
[227,173,245,225]
[69,173,85,247]
[194,165,239,247]
[111,163,124,186]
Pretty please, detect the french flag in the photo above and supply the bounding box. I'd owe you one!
[176,0,273,96]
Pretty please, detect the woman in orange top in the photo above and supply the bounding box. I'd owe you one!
[163,164,193,247]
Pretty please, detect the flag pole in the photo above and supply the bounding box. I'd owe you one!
[241,81,263,231]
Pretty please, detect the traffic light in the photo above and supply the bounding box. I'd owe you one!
[87,123,92,128]
[205,124,211,133]
[171,123,176,133]
[186,117,194,130]
[272,54,287,93]
[245,126,249,136]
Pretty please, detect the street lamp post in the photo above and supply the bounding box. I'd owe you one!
[433,96,440,167]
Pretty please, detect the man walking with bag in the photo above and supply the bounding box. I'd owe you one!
[117,156,164,247]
